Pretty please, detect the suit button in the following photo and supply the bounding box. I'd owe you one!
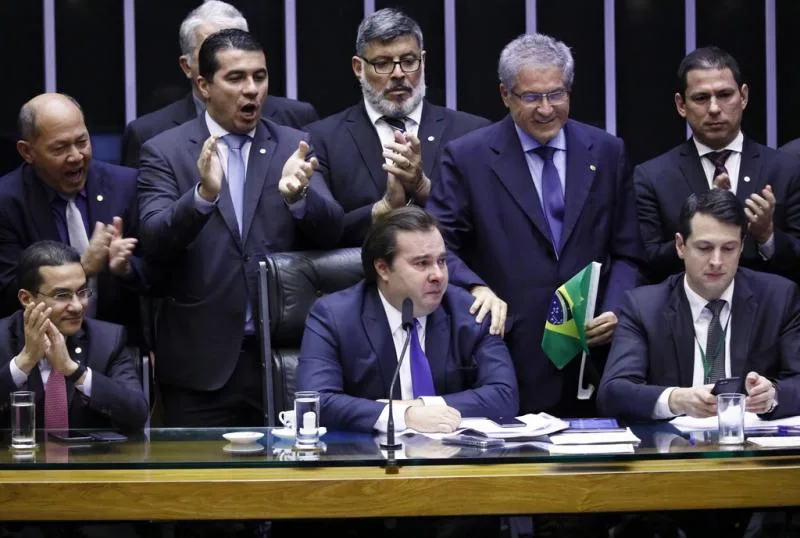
[315,290,323,297]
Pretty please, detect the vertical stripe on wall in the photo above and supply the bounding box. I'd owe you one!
[604,0,616,135]
[765,0,777,148]
[525,0,536,34]
[685,0,696,138]
[444,0,457,109]
[363,0,374,16]
[43,0,56,92]
[284,0,298,100]
[123,0,136,125]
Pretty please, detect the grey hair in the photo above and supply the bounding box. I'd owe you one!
[179,0,248,63]
[355,8,423,57]
[498,33,574,90]
[18,93,83,141]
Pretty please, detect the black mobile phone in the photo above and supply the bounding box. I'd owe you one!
[488,416,526,428]
[711,377,744,396]
[442,434,505,449]
[88,431,128,443]
[48,431,93,443]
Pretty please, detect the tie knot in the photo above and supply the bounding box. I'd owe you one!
[381,116,407,133]
[705,150,732,169]
[223,133,250,151]
[706,299,726,317]
[533,145,557,161]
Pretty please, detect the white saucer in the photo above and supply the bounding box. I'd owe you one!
[222,431,264,444]
[222,442,265,454]
[271,427,327,440]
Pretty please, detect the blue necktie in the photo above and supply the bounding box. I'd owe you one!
[382,116,407,133]
[223,133,250,234]
[410,320,435,398]
[533,146,565,250]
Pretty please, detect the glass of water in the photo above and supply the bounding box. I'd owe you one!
[717,393,745,445]
[294,390,320,448]
[10,391,36,449]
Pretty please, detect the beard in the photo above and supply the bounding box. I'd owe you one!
[360,71,426,118]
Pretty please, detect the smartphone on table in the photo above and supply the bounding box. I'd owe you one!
[487,416,526,428]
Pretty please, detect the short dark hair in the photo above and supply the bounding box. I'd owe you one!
[678,189,747,241]
[198,28,264,81]
[362,207,441,283]
[355,8,423,58]
[17,240,82,293]
[677,46,744,98]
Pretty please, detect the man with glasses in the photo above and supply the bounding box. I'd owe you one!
[634,46,800,284]
[427,33,643,418]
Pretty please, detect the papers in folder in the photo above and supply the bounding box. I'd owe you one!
[670,413,800,433]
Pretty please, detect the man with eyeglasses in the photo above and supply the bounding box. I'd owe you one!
[634,46,800,285]
[428,33,643,418]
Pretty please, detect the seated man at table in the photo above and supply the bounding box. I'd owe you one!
[598,189,800,422]
[0,241,148,431]
[297,206,518,434]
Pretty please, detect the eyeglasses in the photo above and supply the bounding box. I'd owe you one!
[508,88,569,105]
[34,287,94,304]
[360,56,422,75]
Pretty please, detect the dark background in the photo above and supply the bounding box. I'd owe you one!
[1,0,796,174]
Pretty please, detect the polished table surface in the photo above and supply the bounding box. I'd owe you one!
[0,426,798,520]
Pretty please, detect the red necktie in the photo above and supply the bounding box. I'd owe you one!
[44,369,69,431]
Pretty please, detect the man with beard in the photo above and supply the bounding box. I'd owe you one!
[138,29,343,427]
[305,8,490,248]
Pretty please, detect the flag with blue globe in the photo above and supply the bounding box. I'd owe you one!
[542,263,592,369]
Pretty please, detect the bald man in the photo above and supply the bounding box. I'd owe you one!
[0,93,152,349]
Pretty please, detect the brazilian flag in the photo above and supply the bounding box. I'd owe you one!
[542,263,592,369]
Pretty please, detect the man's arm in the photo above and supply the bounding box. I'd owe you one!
[120,123,142,169]
[770,283,800,418]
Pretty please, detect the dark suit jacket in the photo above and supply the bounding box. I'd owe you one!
[296,281,519,433]
[0,161,151,347]
[138,116,343,391]
[0,312,148,430]
[121,93,319,168]
[780,137,800,157]
[634,138,800,283]
[597,268,800,421]
[305,100,490,246]
[427,116,644,414]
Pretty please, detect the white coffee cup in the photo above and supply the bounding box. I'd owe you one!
[278,410,296,429]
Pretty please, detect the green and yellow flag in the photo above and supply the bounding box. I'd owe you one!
[541,263,593,369]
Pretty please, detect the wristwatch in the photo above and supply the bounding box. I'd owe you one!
[66,362,87,384]
[766,381,779,414]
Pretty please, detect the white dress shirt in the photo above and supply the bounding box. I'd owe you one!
[10,355,92,397]
[373,290,446,432]
[363,98,423,166]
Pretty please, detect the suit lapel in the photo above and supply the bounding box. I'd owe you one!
[361,287,401,398]
[242,122,277,243]
[85,164,113,226]
[729,273,755,377]
[560,121,596,251]
[679,140,710,195]
[418,101,446,178]
[345,104,387,194]
[424,305,450,395]
[736,137,761,200]
[491,116,552,243]
[172,93,198,127]
[665,279,696,386]
[23,166,60,241]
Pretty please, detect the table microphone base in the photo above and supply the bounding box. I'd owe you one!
[380,441,402,450]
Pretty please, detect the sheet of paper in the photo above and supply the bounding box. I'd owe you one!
[510,442,636,454]
[671,413,800,433]
[747,436,800,448]
[410,413,569,441]
[548,428,640,445]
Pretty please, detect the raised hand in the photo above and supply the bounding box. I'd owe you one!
[279,140,319,203]
[197,135,223,201]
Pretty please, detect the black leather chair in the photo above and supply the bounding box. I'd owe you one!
[257,248,363,425]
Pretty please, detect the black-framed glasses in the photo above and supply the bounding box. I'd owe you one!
[508,88,569,105]
[34,287,94,304]
[361,56,422,74]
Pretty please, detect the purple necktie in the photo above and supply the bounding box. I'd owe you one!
[533,146,565,250]
[410,320,435,398]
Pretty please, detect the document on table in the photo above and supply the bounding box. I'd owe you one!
[513,441,636,454]
[406,413,569,440]
[747,436,800,448]
[671,413,800,433]
[548,428,641,445]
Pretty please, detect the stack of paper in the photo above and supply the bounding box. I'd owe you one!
[670,413,800,433]
[516,427,641,454]
[408,413,569,441]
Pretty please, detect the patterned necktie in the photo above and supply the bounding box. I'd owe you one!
[223,133,250,234]
[409,320,435,398]
[533,146,565,251]
[65,197,96,317]
[44,369,69,431]
[704,299,727,383]
[704,150,733,189]
[381,116,407,133]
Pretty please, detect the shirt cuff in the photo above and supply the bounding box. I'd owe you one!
[758,233,776,259]
[374,402,411,433]
[419,396,447,407]
[9,356,28,388]
[193,184,218,213]
[653,387,679,419]
[74,367,92,398]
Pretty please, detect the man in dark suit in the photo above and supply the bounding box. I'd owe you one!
[0,241,148,431]
[780,137,800,157]
[120,0,318,168]
[427,33,643,417]
[0,93,150,350]
[305,8,490,248]
[138,29,343,427]
[635,46,800,284]
[599,190,796,421]
[297,207,518,433]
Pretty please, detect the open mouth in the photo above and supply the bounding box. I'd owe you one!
[63,168,84,182]
[239,103,259,119]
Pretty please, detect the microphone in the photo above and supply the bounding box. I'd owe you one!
[380,297,414,452]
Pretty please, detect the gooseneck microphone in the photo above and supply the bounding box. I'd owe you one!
[380,297,414,451]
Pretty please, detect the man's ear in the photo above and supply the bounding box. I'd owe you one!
[499,84,511,110]
[674,92,687,119]
[179,55,192,79]
[17,289,34,310]
[675,232,686,259]
[352,56,364,79]
[197,76,211,100]
[374,258,391,282]
[16,140,33,164]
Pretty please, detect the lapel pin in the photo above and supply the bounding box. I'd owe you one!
[427,136,435,142]
[590,164,597,171]
[743,176,751,182]
[96,195,104,202]
[259,148,266,154]
[74,347,82,354]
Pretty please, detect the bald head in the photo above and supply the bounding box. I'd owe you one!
[16,93,92,195]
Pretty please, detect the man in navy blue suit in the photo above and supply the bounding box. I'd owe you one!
[599,189,798,421]
[138,29,342,427]
[0,93,150,350]
[427,33,643,417]
[297,207,518,434]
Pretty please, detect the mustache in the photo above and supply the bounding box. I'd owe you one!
[385,81,413,92]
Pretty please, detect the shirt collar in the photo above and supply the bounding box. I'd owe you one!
[192,93,206,117]
[41,179,87,205]
[514,123,567,154]
[693,130,744,157]
[377,289,427,335]
[683,275,735,322]
[363,97,424,129]
[204,111,257,140]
